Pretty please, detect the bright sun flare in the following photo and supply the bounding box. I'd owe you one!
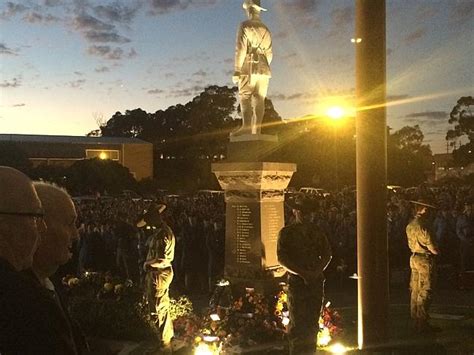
[326,106,345,120]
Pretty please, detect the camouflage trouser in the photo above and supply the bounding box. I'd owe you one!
[410,254,436,326]
[287,275,324,355]
[154,267,174,346]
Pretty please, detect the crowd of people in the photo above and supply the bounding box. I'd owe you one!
[66,186,474,353]
[284,184,474,284]
[69,182,473,295]
[1,162,472,354]
[71,194,226,295]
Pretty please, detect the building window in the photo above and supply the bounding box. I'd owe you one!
[86,149,120,161]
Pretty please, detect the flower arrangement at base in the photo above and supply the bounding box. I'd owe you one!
[170,296,194,320]
[194,338,222,355]
[63,273,343,350]
[172,285,345,353]
[273,284,343,348]
[172,286,287,353]
[274,287,289,327]
[173,313,202,346]
[317,301,343,347]
[63,272,154,340]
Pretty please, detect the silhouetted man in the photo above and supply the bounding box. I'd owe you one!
[116,212,136,280]
[278,198,332,355]
[456,200,473,273]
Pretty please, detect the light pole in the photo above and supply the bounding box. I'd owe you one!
[356,0,388,350]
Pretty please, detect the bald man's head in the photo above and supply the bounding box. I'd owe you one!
[0,166,44,271]
[33,182,78,278]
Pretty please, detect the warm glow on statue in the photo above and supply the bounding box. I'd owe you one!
[231,0,273,137]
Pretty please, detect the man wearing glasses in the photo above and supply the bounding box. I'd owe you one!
[0,166,77,354]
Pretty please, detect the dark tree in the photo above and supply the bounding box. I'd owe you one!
[186,85,238,133]
[452,141,473,167]
[101,108,151,138]
[388,125,432,186]
[446,96,473,166]
[97,86,243,191]
[65,158,136,195]
[99,86,240,157]
[86,129,102,137]
[270,115,356,189]
[29,164,68,186]
[94,85,443,190]
[261,98,283,135]
[0,142,31,173]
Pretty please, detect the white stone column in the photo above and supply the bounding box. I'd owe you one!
[212,162,296,287]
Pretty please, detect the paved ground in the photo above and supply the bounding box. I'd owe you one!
[120,302,474,354]
[321,302,474,354]
[320,269,474,354]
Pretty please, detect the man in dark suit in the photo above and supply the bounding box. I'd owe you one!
[0,166,77,354]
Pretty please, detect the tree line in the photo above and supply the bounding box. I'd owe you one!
[1,87,471,194]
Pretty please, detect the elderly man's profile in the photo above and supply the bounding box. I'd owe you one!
[0,166,78,354]
[232,0,272,137]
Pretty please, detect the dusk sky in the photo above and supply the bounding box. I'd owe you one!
[1,0,472,153]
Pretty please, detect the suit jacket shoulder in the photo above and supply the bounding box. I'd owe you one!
[0,264,77,355]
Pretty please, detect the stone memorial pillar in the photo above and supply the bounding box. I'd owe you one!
[212,160,296,289]
[213,0,297,290]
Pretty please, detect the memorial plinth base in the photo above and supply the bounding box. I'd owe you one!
[228,134,278,162]
[212,162,296,291]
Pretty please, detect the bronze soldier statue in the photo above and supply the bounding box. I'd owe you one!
[277,198,332,354]
[406,200,439,333]
[138,203,175,353]
[232,0,273,136]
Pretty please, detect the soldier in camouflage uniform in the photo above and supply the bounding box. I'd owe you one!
[137,203,175,353]
[406,200,439,333]
[277,198,332,354]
